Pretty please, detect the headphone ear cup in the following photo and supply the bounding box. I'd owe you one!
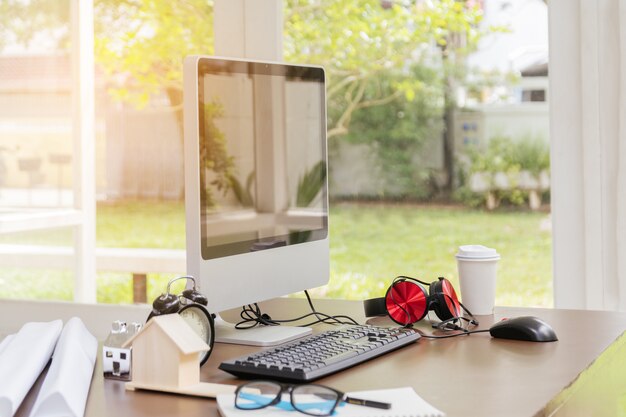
[428,280,446,320]
[384,280,429,325]
[429,278,461,321]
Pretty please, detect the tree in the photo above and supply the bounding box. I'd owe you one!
[0,0,489,196]
[343,64,445,199]
[94,0,214,110]
[93,0,233,199]
[284,1,485,192]
[0,0,70,52]
[284,0,484,141]
[2,2,485,146]
[91,0,486,194]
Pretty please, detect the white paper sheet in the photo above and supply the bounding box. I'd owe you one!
[0,335,15,356]
[29,317,98,417]
[0,320,63,417]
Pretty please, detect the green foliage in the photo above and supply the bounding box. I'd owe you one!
[93,0,214,108]
[0,1,490,203]
[200,101,235,205]
[510,136,551,176]
[2,1,488,144]
[452,182,488,208]
[91,0,485,136]
[341,66,444,199]
[456,135,550,207]
[466,136,520,175]
[228,172,255,208]
[296,161,327,207]
[466,135,550,176]
[289,161,327,244]
[0,0,70,52]
[284,1,489,196]
[94,1,487,203]
[284,0,485,139]
[465,68,521,103]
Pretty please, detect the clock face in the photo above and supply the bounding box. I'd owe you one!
[179,304,215,366]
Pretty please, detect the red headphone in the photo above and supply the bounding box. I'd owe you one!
[364,276,477,328]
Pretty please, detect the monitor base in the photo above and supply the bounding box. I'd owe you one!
[213,315,312,346]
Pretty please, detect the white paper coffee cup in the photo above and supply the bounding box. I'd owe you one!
[456,245,500,315]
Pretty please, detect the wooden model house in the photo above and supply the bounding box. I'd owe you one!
[122,314,209,389]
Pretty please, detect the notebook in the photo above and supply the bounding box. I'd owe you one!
[216,386,445,417]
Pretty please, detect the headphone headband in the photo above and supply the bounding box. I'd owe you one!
[393,275,430,287]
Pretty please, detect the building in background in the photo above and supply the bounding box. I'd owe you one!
[456,0,549,152]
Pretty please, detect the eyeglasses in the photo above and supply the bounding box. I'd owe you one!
[234,380,344,416]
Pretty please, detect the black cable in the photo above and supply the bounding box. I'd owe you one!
[417,329,491,339]
[236,308,357,328]
[303,290,360,326]
[236,303,277,328]
[234,294,360,329]
[432,313,479,331]
[304,290,329,324]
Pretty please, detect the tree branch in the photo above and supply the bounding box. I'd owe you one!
[327,74,360,99]
[355,90,403,109]
[327,125,349,139]
[328,79,367,139]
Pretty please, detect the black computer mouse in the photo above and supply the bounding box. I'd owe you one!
[489,316,558,342]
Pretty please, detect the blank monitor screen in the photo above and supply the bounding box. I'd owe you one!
[197,59,328,259]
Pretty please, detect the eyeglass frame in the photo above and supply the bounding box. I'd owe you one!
[234,380,345,416]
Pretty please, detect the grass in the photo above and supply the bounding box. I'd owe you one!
[0,200,553,307]
[326,203,552,307]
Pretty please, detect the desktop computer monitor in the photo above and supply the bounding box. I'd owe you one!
[183,56,329,345]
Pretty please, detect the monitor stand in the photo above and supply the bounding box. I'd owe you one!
[213,315,312,346]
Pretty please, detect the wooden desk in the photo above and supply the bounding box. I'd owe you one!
[2,298,625,417]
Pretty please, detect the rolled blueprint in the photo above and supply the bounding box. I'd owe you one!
[29,317,98,417]
[0,320,63,417]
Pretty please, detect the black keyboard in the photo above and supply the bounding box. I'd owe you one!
[219,325,420,381]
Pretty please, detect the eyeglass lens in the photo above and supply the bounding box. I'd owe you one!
[292,385,340,416]
[235,381,281,410]
[235,381,341,416]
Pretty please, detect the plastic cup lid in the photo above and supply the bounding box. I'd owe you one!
[455,244,500,260]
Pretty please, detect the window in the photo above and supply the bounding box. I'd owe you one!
[0,0,553,309]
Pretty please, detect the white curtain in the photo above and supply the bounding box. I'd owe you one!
[549,0,626,311]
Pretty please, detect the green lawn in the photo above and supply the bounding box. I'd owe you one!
[0,200,553,307]
[327,203,552,307]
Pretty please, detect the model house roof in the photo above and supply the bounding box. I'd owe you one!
[122,314,209,355]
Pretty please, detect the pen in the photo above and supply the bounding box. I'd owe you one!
[345,396,392,410]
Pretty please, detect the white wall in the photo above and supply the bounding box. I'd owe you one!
[455,103,550,152]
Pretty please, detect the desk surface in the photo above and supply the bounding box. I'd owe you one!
[2,298,625,417]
